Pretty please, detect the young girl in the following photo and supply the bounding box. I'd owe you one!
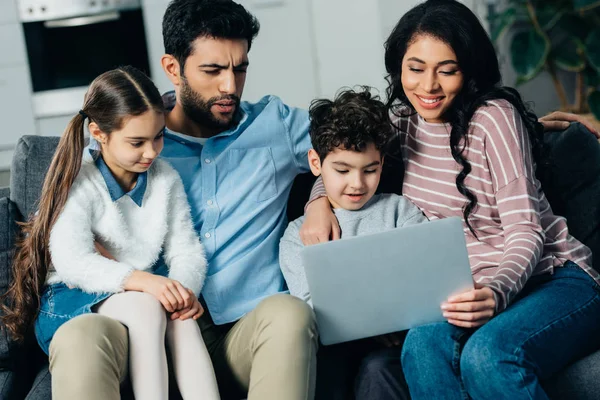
[303,1,600,398]
[1,66,220,400]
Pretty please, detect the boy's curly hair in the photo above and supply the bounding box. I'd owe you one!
[309,87,394,161]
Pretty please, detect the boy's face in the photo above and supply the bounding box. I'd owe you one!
[308,143,383,211]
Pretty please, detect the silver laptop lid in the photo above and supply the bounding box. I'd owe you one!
[301,216,473,345]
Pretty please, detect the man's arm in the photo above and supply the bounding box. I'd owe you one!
[280,101,312,172]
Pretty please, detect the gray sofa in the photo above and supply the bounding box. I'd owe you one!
[0,125,599,399]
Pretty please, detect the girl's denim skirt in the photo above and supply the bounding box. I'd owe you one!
[34,283,112,355]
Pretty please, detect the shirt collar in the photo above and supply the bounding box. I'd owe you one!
[161,91,248,141]
[93,150,147,207]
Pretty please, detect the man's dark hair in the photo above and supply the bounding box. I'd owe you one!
[309,87,394,161]
[163,0,260,69]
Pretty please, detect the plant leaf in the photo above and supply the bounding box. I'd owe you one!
[555,13,590,40]
[536,5,566,31]
[584,66,600,87]
[574,0,600,12]
[510,28,550,84]
[490,7,518,42]
[588,90,600,120]
[553,37,586,72]
[586,28,600,73]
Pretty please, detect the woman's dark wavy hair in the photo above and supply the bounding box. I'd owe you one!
[163,0,260,71]
[384,0,546,236]
[309,87,394,161]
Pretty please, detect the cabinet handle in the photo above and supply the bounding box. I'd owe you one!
[44,12,120,28]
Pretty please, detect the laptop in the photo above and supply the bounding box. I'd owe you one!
[301,216,473,345]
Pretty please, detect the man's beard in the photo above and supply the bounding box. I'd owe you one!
[180,78,241,133]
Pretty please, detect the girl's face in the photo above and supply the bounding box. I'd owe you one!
[92,110,166,178]
[401,35,464,123]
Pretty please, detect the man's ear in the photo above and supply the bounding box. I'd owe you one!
[161,54,183,87]
[307,149,322,177]
[89,122,108,145]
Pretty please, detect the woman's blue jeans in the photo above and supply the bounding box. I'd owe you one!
[401,262,600,400]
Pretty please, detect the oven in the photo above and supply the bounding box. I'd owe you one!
[17,0,151,118]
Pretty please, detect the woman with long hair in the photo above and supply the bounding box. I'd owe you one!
[303,1,600,398]
[1,66,220,399]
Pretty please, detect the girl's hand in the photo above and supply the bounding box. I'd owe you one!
[441,285,496,328]
[95,241,116,260]
[300,197,340,245]
[124,271,192,312]
[171,289,204,321]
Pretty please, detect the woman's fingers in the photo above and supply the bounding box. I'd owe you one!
[447,317,491,329]
[442,299,495,312]
[443,309,494,322]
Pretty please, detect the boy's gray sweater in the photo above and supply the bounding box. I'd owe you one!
[279,193,427,306]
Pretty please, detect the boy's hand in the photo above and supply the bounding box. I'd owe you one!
[300,197,340,245]
[441,285,496,328]
[171,289,204,321]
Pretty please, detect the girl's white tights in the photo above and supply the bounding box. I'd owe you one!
[96,291,220,400]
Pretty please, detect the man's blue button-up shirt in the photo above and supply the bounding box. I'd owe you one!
[161,93,311,324]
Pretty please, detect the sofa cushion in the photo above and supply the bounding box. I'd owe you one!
[539,123,600,272]
[544,348,600,399]
[10,136,60,219]
[0,197,22,369]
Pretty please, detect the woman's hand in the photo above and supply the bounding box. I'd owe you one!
[441,285,496,328]
[170,289,204,321]
[300,197,340,245]
[539,111,600,138]
[124,271,193,313]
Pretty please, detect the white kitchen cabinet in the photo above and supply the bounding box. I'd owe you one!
[0,0,18,25]
[0,65,36,147]
[35,114,77,137]
[0,23,28,67]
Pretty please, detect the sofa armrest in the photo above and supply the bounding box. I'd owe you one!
[0,188,8,200]
[0,197,23,372]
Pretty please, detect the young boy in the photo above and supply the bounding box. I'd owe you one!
[279,87,427,307]
[279,87,427,400]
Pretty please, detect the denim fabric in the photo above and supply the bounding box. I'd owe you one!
[34,284,111,355]
[401,262,600,400]
[93,151,147,206]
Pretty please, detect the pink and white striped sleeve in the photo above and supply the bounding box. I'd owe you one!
[477,101,544,313]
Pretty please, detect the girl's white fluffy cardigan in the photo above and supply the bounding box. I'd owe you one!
[46,157,207,297]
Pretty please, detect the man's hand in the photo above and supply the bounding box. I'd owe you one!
[170,289,204,321]
[539,111,600,138]
[300,196,340,245]
[441,285,496,328]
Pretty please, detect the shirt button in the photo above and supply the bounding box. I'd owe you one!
[207,200,213,206]
[204,232,211,238]
[204,158,211,164]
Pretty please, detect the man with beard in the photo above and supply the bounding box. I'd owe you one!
[46,1,318,400]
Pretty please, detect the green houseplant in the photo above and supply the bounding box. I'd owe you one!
[489,0,600,121]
